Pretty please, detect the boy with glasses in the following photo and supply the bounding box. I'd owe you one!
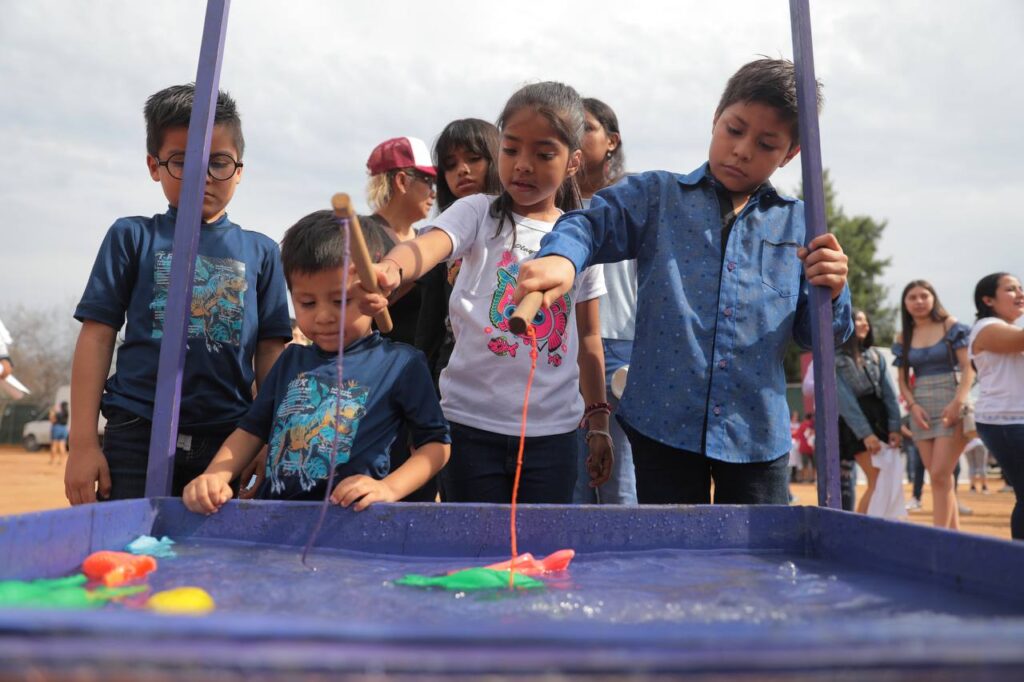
[66,84,292,504]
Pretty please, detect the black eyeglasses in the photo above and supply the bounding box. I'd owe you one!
[156,152,243,181]
[402,170,436,192]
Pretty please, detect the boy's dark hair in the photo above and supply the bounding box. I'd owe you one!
[433,118,501,212]
[144,83,245,158]
[280,210,348,287]
[714,58,823,147]
[490,81,584,243]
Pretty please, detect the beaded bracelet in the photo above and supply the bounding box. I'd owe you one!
[584,401,612,418]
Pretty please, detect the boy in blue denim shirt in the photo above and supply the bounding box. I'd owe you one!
[66,84,292,504]
[516,58,853,504]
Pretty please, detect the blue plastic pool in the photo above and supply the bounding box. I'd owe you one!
[2,500,1023,679]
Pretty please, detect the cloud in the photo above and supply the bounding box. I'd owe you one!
[1,0,1021,328]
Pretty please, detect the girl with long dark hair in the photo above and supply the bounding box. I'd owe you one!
[893,280,973,529]
[374,82,612,502]
[836,310,901,514]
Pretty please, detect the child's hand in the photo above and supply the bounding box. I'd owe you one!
[64,443,111,505]
[357,291,390,318]
[183,473,233,515]
[585,431,614,488]
[862,434,882,455]
[888,432,902,449]
[237,448,267,500]
[331,475,397,511]
[798,234,848,300]
[515,256,577,309]
[374,261,402,297]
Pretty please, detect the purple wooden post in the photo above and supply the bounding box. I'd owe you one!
[145,0,231,497]
[790,0,841,509]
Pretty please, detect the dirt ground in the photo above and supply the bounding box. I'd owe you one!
[0,444,1015,541]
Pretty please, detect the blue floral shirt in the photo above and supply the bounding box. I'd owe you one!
[536,164,853,462]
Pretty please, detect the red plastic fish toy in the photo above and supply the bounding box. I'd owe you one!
[479,549,575,576]
[82,551,157,587]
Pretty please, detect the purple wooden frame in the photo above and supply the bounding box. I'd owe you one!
[790,0,841,508]
[145,0,232,497]
[3,500,1024,677]
[140,0,840,505]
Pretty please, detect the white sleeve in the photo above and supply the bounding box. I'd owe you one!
[0,318,9,357]
[574,263,607,303]
[430,194,491,261]
[802,360,815,399]
[968,318,1001,360]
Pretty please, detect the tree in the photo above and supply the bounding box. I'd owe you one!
[785,170,894,381]
[0,301,80,410]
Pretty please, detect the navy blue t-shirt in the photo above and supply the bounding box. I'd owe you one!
[74,207,292,432]
[238,333,450,501]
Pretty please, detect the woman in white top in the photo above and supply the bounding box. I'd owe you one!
[969,272,1024,540]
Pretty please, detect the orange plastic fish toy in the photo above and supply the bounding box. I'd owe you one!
[82,551,157,587]
[480,549,575,576]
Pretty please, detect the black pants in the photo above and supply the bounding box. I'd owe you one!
[623,423,790,504]
[441,421,577,504]
[101,406,231,499]
[977,422,1024,540]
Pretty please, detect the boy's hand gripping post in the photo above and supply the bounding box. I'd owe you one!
[509,292,544,336]
[331,193,393,334]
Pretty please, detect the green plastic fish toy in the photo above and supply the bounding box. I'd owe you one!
[396,567,544,591]
[0,574,146,609]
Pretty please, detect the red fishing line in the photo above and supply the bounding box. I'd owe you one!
[509,326,539,588]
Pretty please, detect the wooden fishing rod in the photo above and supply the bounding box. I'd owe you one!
[330,193,394,334]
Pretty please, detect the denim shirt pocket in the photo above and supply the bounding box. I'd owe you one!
[760,239,802,298]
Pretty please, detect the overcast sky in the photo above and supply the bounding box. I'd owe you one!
[1,0,1022,329]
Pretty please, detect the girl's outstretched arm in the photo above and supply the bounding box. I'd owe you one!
[974,319,1024,354]
[576,297,613,487]
[375,229,454,296]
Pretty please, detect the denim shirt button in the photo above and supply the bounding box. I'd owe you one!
[723,307,733,318]
[713,406,722,416]
[727,261,736,272]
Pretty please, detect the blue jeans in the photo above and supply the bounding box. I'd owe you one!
[574,338,638,504]
[101,406,232,500]
[976,422,1024,540]
[623,422,790,504]
[442,421,577,503]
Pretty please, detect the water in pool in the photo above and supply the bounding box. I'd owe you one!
[133,540,1019,625]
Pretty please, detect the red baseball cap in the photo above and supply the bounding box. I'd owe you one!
[366,136,436,177]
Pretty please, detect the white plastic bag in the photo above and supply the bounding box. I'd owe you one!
[867,445,907,520]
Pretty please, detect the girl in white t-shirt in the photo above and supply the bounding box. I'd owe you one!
[969,272,1024,540]
[372,82,612,503]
